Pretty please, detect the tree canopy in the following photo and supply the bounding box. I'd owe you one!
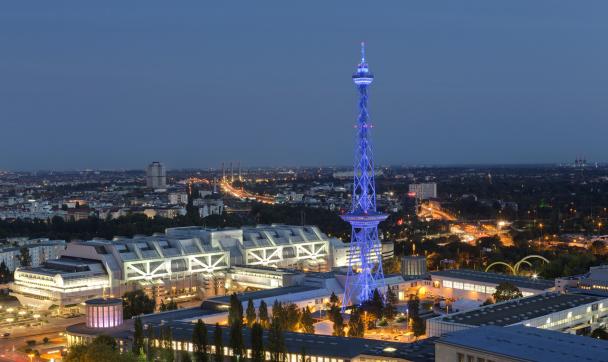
[492,282,523,303]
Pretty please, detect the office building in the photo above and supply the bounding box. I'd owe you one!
[146,161,167,189]
[409,183,437,200]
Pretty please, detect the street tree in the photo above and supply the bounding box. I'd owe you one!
[132,317,144,355]
[246,298,256,328]
[492,282,523,303]
[258,300,269,328]
[213,323,223,362]
[123,290,155,319]
[347,307,365,338]
[251,322,264,362]
[192,319,208,362]
[300,307,315,334]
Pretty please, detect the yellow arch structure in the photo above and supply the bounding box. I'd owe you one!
[485,262,516,275]
[514,255,549,274]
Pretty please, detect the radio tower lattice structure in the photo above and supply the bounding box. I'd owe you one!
[342,43,387,309]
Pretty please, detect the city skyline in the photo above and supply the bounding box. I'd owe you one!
[2,1,608,170]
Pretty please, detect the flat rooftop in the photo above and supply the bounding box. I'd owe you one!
[203,285,321,306]
[140,307,222,324]
[431,269,554,290]
[438,325,608,362]
[147,321,435,361]
[440,293,601,327]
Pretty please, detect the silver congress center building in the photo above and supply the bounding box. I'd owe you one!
[11,225,345,310]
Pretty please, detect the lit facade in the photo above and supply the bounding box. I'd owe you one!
[85,298,123,329]
[11,225,349,309]
[427,292,608,337]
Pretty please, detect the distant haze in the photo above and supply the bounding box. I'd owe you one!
[1,1,607,170]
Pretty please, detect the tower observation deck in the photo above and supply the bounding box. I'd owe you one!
[342,43,387,308]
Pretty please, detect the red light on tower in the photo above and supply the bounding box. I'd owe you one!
[407,191,416,198]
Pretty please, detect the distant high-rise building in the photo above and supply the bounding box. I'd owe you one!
[409,182,437,200]
[146,162,167,189]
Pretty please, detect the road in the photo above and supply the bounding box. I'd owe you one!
[220,179,275,204]
[418,203,457,221]
[0,315,84,362]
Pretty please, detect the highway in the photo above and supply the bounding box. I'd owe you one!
[418,203,457,221]
[220,179,275,204]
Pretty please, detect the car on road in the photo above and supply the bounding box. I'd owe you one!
[2,333,9,338]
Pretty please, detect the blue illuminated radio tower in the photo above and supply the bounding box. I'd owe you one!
[342,43,387,308]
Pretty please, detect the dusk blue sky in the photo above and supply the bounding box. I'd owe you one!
[1,2,607,170]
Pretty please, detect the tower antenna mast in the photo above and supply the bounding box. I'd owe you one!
[342,42,387,309]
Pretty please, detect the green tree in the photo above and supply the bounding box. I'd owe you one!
[65,335,139,362]
[300,307,315,334]
[132,317,144,355]
[407,294,420,320]
[180,351,193,362]
[267,318,286,362]
[285,303,301,332]
[123,290,156,319]
[146,322,155,361]
[18,246,31,267]
[492,282,523,303]
[213,323,223,362]
[64,344,88,362]
[246,298,256,328]
[360,289,384,328]
[258,300,269,328]
[160,326,174,362]
[192,319,208,362]
[0,261,12,283]
[411,316,426,340]
[329,292,339,307]
[384,288,397,321]
[228,294,243,327]
[591,328,608,340]
[167,299,178,311]
[251,322,264,362]
[229,317,244,362]
[332,309,344,337]
[300,347,309,362]
[347,307,364,338]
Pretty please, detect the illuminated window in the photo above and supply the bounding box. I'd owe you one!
[443,280,453,288]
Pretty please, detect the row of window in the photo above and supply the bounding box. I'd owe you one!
[441,279,534,297]
[150,339,344,362]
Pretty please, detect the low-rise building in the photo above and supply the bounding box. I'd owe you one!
[0,239,65,272]
[429,269,553,302]
[435,325,608,362]
[427,292,608,337]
